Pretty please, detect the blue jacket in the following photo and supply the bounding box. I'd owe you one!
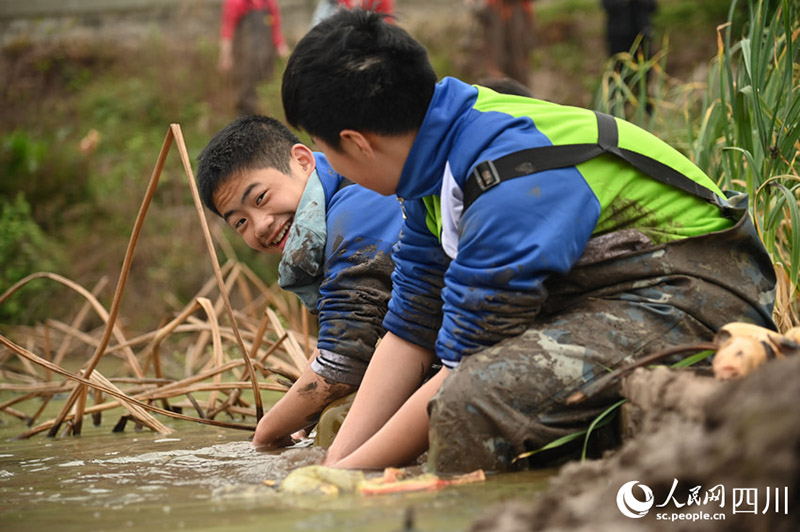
[383,77,732,368]
[312,154,403,385]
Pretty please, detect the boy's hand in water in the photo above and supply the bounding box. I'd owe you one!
[253,432,295,451]
[323,333,436,467]
[252,351,355,451]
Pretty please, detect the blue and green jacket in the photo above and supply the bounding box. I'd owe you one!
[384,77,734,369]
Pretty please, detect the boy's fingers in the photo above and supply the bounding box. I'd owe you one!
[291,429,309,440]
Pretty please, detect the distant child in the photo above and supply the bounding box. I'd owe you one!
[602,0,657,59]
[311,0,394,28]
[196,115,402,450]
[602,0,658,112]
[218,0,290,116]
[280,9,777,472]
[471,0,535,85]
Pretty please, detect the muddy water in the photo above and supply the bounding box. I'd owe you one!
[0,414,550,532]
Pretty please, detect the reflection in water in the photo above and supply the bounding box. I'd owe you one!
[0,420,549,531]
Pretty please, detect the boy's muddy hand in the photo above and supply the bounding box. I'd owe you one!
[252,433,294,451]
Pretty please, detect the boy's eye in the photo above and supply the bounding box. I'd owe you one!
[256,192,266,205]
[234,218,246,229]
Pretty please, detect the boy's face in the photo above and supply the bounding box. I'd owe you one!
[213,145,313,254]
[312,131,412,196]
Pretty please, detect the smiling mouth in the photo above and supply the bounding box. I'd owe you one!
[270,219,292,247]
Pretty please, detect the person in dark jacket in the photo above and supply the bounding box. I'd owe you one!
[602,0,658,113]
[602,0,657,59]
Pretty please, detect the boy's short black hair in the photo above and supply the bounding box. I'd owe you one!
[196,115,301,216]
[282,9,437,149]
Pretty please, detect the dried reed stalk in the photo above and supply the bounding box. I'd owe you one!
[139,299,201,378]
[45,126,175,437]
[265,308,307,371]
[196,297,224,413]
[170,124,265,419]
[1,405,28,421]
[1,335,169,434]
[87,370,172,434]
[52,277,108,367]
[8,357,280,434]
[205,306,269,419]
[1,335,257,437]
[1,272,142,377]
[0,124,315,440]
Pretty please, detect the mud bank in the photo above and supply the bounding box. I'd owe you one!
[470,356,800,531]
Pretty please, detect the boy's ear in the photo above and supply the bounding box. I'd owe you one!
[340,130,374,160]
[290,143,317,177]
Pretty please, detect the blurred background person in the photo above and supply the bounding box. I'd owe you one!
[218,0,290,116]
[602,0,657,60]
[311,0,394,28]
[601,0,657,113]
[468,0,535,86]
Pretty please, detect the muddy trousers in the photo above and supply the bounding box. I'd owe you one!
[426,196,776,474]
[426,293,713,474]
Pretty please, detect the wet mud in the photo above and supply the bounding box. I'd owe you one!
[469,356,800,531]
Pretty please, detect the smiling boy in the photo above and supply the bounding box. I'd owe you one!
[196,115,402,450]
[280,10,777,472]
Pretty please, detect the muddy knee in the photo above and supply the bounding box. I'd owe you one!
[428,366,527,474]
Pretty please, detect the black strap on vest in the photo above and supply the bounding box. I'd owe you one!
[463,111,721,211]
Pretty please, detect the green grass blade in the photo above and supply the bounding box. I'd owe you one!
[771,183,800,285]
[670,350,715,368]
[513,430,587,462]
[581,398,627,461]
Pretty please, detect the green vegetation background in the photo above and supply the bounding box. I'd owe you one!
[0,0,796,333]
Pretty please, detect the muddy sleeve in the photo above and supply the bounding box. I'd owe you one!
[436,168,599,368]
[382,199,449,351]
[312,244,395,386]
[310,178,407,385]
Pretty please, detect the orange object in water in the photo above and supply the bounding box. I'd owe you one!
[358,468,486,495]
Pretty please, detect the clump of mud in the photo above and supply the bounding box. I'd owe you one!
[470,356,800,532]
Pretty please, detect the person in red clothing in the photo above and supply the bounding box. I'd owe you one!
[219,0,290,116]
[311,0,393,27]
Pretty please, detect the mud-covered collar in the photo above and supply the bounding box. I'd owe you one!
[277,170,326,312]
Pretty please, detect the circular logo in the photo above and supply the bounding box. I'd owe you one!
[616,480,654,519]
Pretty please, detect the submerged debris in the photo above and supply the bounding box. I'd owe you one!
[273,465,486,496]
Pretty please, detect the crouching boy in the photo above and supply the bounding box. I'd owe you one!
[196,115,402,450]
[280,9,777,472]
